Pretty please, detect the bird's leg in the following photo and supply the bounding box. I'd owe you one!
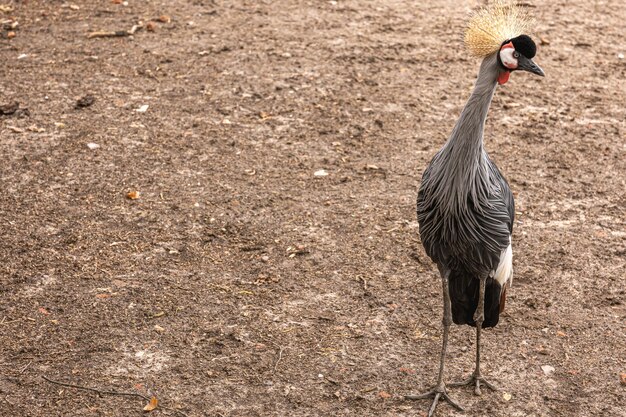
[405,269,464,415]
[450,276,499,395]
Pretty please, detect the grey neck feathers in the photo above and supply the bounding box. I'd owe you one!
[423,53,501,215]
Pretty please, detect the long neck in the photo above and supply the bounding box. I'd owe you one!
[426,54,501,214]
[443,53,499,155]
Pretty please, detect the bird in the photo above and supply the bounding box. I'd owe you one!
[405,1,544,416]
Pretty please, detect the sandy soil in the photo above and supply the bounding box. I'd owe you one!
[0,0,624,416]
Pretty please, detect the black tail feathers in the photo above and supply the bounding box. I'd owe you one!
[448,270,503,328]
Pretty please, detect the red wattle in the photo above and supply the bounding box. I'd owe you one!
[498,71,510,85]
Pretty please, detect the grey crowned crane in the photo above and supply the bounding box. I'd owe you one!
[406,2,544,416]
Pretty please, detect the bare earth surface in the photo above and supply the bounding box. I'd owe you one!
[1,1,625,416]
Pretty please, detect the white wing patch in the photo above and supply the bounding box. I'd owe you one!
[493,237,513,287]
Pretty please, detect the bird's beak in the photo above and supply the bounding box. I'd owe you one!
[516,55,544,77]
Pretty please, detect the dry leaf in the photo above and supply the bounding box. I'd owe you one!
[378,390,391,399]
[143,396,158,412]
[126,191,140,200]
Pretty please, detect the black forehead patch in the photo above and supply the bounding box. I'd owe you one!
[510,35,537,59]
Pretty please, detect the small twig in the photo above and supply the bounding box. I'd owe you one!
[274,346,285,372]
[42,376,192,417]
[42,375,150,400]
[302,315,333,322]
[240,245,264,252]
[19,361,32,375]
[358,276,368,291]
[211,354,238,362]
[87,24,143,39]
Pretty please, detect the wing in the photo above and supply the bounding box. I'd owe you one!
[416,161,443,262]
[417,158,515,275]
[488,159,515,234]
[486,159,515,286]
[459,185,512,273]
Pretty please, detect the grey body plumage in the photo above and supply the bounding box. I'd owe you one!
[417,54,514,327]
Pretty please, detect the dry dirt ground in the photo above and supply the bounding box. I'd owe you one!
[1,0,624,416]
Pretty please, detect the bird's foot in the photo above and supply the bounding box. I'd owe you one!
[449,372,498,396]
[405,383,464,417]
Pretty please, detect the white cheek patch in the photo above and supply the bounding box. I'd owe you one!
[499,48,518,70]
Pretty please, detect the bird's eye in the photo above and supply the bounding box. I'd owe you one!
[513,51,520,58]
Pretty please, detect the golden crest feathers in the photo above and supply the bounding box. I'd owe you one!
[465,1,533,57]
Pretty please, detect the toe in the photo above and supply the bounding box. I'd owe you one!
[442,392,465,411]
[427,392,442,417]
